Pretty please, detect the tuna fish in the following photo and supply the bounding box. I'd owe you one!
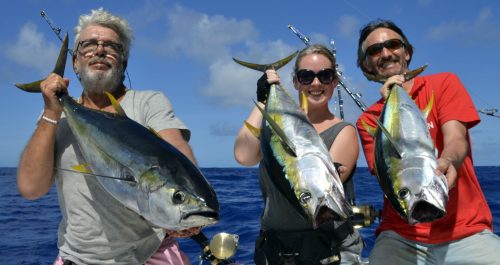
[372,85,449,224]
[15,33,219,231]
[234,54,352,228]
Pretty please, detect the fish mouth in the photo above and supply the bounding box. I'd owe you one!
[314,205,341,228]
[410,200,446,224]
[183,210,219,221]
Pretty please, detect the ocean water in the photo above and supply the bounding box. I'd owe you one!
[1,166,499,265]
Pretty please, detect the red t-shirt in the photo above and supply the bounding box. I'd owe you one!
[356,72,493,244]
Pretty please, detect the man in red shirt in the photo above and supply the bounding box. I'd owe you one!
[356,19,500,264]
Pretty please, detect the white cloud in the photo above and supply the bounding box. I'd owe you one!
[202,40,297,108]
[427,8,500,46]
[133,3,298,108]
[337,15,359,38]
[4,22,58,74]
[151,5,258,63]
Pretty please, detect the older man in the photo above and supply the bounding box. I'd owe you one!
[17,8,196,265]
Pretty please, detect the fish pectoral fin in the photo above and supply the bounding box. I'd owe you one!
[15,33,69,93]
[71,163,93,174]
[244,121,260,139]
[105,92,127,116]
[253,99,297,157]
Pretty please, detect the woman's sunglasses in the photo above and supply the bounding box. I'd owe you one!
[365,39,405,57]
[296,68,336,85]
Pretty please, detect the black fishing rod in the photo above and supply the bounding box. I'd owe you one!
[288,24,378,228]
[40,10,132,89]
[479,108,500,118]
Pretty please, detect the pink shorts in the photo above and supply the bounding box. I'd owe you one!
[53,236,191,265]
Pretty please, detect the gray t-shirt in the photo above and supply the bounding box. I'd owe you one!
[54,90,189,264]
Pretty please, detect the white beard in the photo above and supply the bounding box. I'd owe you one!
[78,57,124,96]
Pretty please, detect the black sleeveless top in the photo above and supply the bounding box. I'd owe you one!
[259,121,353,231]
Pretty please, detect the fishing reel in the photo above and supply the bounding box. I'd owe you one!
[192,232,239,265]
[350,204,379,229]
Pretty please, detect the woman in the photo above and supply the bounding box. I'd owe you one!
[234,44,364,265]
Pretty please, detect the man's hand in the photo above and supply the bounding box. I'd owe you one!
[40,73,69,118]
[380,74,405,100]
[436,157,457,190]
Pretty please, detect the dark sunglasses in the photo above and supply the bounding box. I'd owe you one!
[364,39,405,57]
[296,68,336,85]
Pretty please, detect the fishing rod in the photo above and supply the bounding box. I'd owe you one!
[288,24,378,228]
[39,10,132,89]
[479,108,500,118]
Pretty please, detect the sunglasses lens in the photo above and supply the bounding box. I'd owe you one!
[365,43,383,56]
[385,39,403,50]
[317,69,335,84]
[297,70,315,85]
[365,39,404,57]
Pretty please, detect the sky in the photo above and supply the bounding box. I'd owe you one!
[1,0,499,168]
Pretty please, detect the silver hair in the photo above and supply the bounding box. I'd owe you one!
[74,7,133,60]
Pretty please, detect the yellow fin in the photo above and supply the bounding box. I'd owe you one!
[105,91,126,116]
[244,121,261,139]
[148,126,163,139]
[71,163,92,174]
[300,91,308,114]
[421,92,435,118]
[360,119,377,137]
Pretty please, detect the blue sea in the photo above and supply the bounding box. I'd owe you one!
[1,167,499,265]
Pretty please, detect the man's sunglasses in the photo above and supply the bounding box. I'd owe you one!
[364,39,405,57]
[296,68,336,85]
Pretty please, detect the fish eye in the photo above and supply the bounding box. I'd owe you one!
[173,191,186,204]
[299,192,311,204]
[398,188,410,199]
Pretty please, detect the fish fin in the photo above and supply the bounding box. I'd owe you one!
[71,163,93,174]
[300,91,308,114]
[360,119,377,137]
[14,79,44,93]
[421,91,435,118]
[15,33,69,93]
[232,50,299,72]
[244,121,261,139]
[363,64,428,84]
[253,99,297,157]
[403,64,428,81]
[58,166,137,183]
[148,126,163,139]
[104,92,127,116]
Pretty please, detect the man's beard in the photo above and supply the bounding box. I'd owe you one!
[78,57,124,97]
